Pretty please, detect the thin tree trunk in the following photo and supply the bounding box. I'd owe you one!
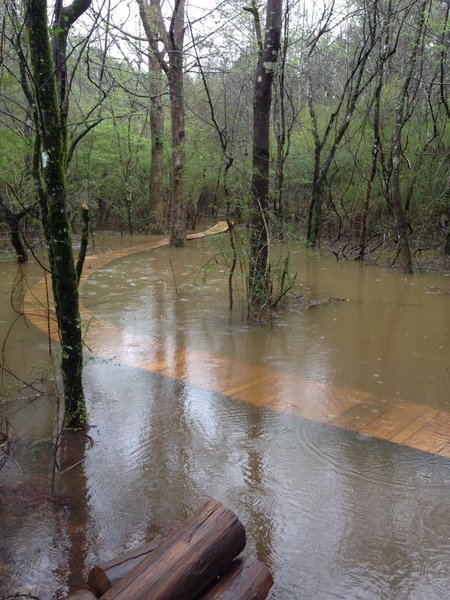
[248,0,282,318]
[168,0,186,247]
[305,1,378,247]
[388,0,428,274]
[358,75,382,260]
[149,47,165,233]
[273,1,289,230]
[0,194,28,263]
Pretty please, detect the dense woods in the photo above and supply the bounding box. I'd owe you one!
[0,0,448,420]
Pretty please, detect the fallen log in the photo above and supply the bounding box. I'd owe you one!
[201,557,273,600]
[87,539,161,597]
[101,499,246,600]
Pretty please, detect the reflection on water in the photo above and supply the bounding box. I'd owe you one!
[1,238,450,598]
[83,243,449,410]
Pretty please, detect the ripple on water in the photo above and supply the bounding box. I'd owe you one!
[296,417,450,490]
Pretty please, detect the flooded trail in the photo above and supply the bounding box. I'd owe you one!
[3,230,450,599]
[23,227,450,460]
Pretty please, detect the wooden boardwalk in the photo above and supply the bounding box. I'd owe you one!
[22,224,450,460]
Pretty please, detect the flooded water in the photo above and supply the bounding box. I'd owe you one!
[1,234,450,599]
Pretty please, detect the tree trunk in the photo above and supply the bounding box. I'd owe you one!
[52,0,92,161]
[305,73,324,248]
[273,7,290,231]
[305,1,377,248]
[387,0,428,274]
[137,0,186,244]
[305,146,322,247]
[248,0,282,319]
[26,0,87,428]
[358,75,382,261]
[0,195,28,263]
[445,225,450,256]
[149,47,165,233]
[390,146,413,273]
[167,0,186,247]
[357,0,392,262]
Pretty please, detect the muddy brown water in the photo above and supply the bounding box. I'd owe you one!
[1,234,450,599]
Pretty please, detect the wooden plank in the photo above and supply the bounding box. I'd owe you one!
[362,403,428,440]
[403,412,450,454]
[331,403,387,431]
[201,557,273,600]
[390,407,439,444]
[224,375,273,398]
[437,443,450,459]
[101,500,246,600]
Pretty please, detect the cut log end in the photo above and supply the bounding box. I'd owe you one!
[79,500,273,600]
[101,500,247,600]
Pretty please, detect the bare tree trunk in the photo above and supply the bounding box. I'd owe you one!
[358,68,383,260]
[166,0,186,247]
[0,193,29,263]
[388,0,428,274]
[26,0,89,428]
[52,0,92,161]
[148,46,165,233]
[273,0,294,234]
[137,0,186,246]
[305,1,378,247]
[248,0,282,319]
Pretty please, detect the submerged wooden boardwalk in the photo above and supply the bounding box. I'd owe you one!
[23,223,450,460]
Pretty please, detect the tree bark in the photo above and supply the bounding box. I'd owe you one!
[388,0,428,274]
[248,0,282,319]
[137,0,186,245]
[87,539,162,596]
[357,69,383,260]
[0,193,28,263]
[148,44,165,233]
[101,500,246,600]
[167,0,186,247]
[26,0,87,427]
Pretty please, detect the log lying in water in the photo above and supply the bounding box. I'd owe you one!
[202,556,274,600]
[101,499,246,600]
[87,538,162,596]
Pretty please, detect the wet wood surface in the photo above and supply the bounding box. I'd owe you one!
[201,557,274,600]
[22,224,450,460]
[100,499,246,600]
[87,539,162,596]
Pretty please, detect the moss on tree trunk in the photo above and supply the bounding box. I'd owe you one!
[26,0,87,428]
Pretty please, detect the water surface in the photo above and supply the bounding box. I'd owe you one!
[1,236,450,599]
